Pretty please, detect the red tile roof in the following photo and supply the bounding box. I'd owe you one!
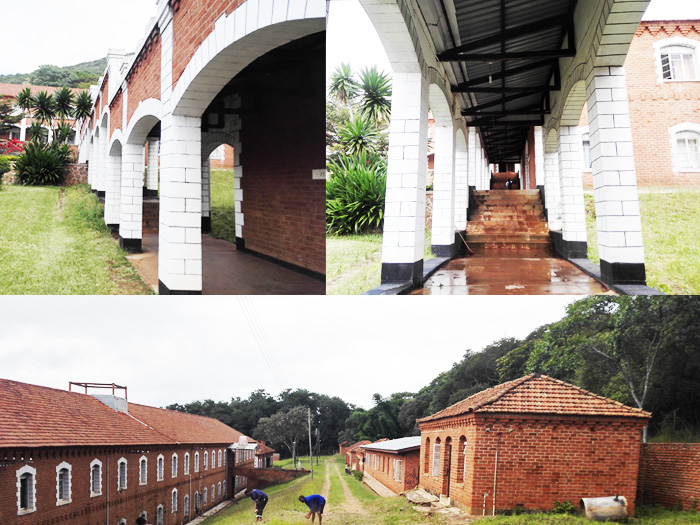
[346,440,372,453]
[417,374,651,423]
[0,379,246,448]
[0,83,82,99]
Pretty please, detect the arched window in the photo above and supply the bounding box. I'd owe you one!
[655,37,700,81]
[432,438,441,477]
[17,465,36,514]
[457,436,467,483]
[90,459,102,496]
[157,454,164,481]
[204,451,208,470]
[218,449,223,467]
[218,481,222,498]
[184,494,190,516]
[56,461,72,504]
[172,453,178,478]
[140,456,148,485]
[172,488,178,512]
[211,484,215,501]
[156,504,164,525]
[195,452,200,472]
[670,123,700,172]
[118,519,127,525]
[203,487,208,506]
[118,458,127,490]
[194,491,200,512]
[223,480,226,496]
[424,438,430,473]
[184,452,190,475]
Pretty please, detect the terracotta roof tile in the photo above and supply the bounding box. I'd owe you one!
[0,83,82,99]
[0,379,245,448]
[346,440,372,453]
[417,374,651,423]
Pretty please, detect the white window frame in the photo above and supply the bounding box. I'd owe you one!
[654,37,700,82]
[218,481,222,499]
[223,480,227,496]
[156,504,164,525]
[195,451,200,473]
[194,491,200,511]
[56,461,72,505]
[204,451,208,470]
[184,452,190,475]
[157,454,164,481]
[118,520,127,525]
[140,455,148,485]
[203,487,208,506]
[17,465,37,515]
[90,459,103,497]
[118,457,128,491]
[669,122,700,173]
[393,459,403,481]
[184,494,190,516]
[211,484,215,501]
[172,453,178,478]
[172,488,178,513]
[218,449,222,467]
[432,443,441,477]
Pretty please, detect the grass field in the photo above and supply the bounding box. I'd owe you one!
[479,506,700,524]
[0,184,152,294]
[210,169,236,243]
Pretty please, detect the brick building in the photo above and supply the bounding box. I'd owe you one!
[417,374,650,516]
[0,379,249,525]
[637,443,700,510]
[344,440,371,471]
[360,436,421,495]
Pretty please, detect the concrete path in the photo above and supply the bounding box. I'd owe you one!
[127,232,325,295]
[411,251,615,295]
[188,500,233,524]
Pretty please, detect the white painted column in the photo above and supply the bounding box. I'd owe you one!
[431,126,456,255]
[118,143,145,252]
[544,151,562,230]
[557,125,587,252]
[19,117,27,141]
[97,124,108,196]
[467,127,477,187]
[201,157,211,232]
[233,142,244,243]
[381,71,429,285]
[454,132,469,229]
[146,138,159,192]
[586,66,645,284]
[105,147,122,228]
[87,136,95,187]
[534,126,545,187]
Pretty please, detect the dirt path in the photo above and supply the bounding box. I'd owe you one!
[328,460,369,516]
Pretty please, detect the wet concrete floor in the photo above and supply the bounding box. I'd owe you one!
[410,250,614,295]
[127,232,325,295]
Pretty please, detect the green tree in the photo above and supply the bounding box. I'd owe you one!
[254,406,309,457]
[328,63,358,114]
[357,66,392,125]
[0,97,21,135]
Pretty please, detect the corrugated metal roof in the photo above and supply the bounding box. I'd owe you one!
[360,436,421,452]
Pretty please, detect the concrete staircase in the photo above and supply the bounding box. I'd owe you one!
[142,197,159,233]
[466,190,553,255]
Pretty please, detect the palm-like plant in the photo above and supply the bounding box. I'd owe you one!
[54,87,74,125]
[32,91,56,127]
[16,87,33,118]
[27,122,47,143]
[328,63,358,113]
[357,66,392,125]
[338,116,381,157]
[73,90,92,122]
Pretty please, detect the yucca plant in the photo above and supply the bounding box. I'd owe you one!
[357,66,392,125]
[14,142,66,185]
[338,116,381,157]
[28,122,47,143]
[326,152,387,234]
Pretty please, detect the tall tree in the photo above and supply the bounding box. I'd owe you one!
[254,406,309,457]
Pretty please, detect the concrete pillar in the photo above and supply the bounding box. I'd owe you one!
[105,147,121,231]
[586,66,645,285]
[431,125,456,256]
[467,127,477,187]
[544,151,562,230]
[454,131,469,229]
[88,137,96,187]
[146,138,159,195]
[534,126,545,187]
[201,157,211,233]
[19,117,27,141]
[97,122,108,198]
[380,71,429,285]
[233,140,244,246]
[557,125,587,257]
[119,143,145,252]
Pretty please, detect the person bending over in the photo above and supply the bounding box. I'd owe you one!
[299,494,325,524]
[248,488,269,522]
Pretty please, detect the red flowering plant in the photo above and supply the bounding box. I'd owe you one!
[0,138,25,155]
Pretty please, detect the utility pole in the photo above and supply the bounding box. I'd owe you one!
[292,441,296,470]
[315,428,320,465]
[308,407,313,479]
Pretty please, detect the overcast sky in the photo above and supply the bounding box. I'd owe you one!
[0,296,578,410]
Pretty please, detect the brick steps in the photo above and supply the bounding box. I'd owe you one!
[467,190,553,254]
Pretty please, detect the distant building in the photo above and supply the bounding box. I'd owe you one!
[344,440,371,471]
[360,437,421,495]
[0,379,249,524]
[417,374,650,516]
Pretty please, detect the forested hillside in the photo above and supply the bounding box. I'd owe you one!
[0,58,107,88]
[170,297,700,453]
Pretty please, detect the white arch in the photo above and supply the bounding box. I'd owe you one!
[109,129,124,155]
[172,0,325,117]
[125,98,163,145]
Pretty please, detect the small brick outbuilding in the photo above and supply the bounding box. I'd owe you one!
[361,436,421,495]
[417,374,650,516]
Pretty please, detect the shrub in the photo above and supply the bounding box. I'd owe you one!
[552,499,576,514]
[326,152,387,235]
[352,470,363,482]
[14,142,66,185]
[0,156,11,175]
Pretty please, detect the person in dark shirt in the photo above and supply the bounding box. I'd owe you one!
[299,494,326,524]
[248,488,268,522]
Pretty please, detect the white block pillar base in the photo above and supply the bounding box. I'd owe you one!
[158,114,203,294]
[544,151,562,230]
[118,143,145,253]
[381,71,428,285]
[105,149,122,230]
[556,125,587,258]
[201,157,211,233]
[146,138,160,195]
[431,125,457,257]
[587,66,646,285]
[96,123,108,197]
[454,132,469,230]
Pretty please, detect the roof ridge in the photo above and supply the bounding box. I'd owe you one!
[470,373,538,411]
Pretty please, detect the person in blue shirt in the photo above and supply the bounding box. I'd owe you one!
[248,488,268,522]
[299,494,326,524]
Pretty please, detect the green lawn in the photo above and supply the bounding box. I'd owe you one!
[326,230,434,295]
[480,506,700,524]
[210,169,236,243]
[0,184,152,294]
[586,190,700,294]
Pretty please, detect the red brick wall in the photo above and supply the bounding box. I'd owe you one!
[127,37,162,126]
[210,144,234,169]
[624,22,700,187]
[99,75,109,118]
[638,443,700,510]
[231,466,307,491]
[0,445,229,525]
[172,0,243,84]
[111,91,124,138]
[363,449,420,494]
[239,54,325,275]
[420,414,645,515]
